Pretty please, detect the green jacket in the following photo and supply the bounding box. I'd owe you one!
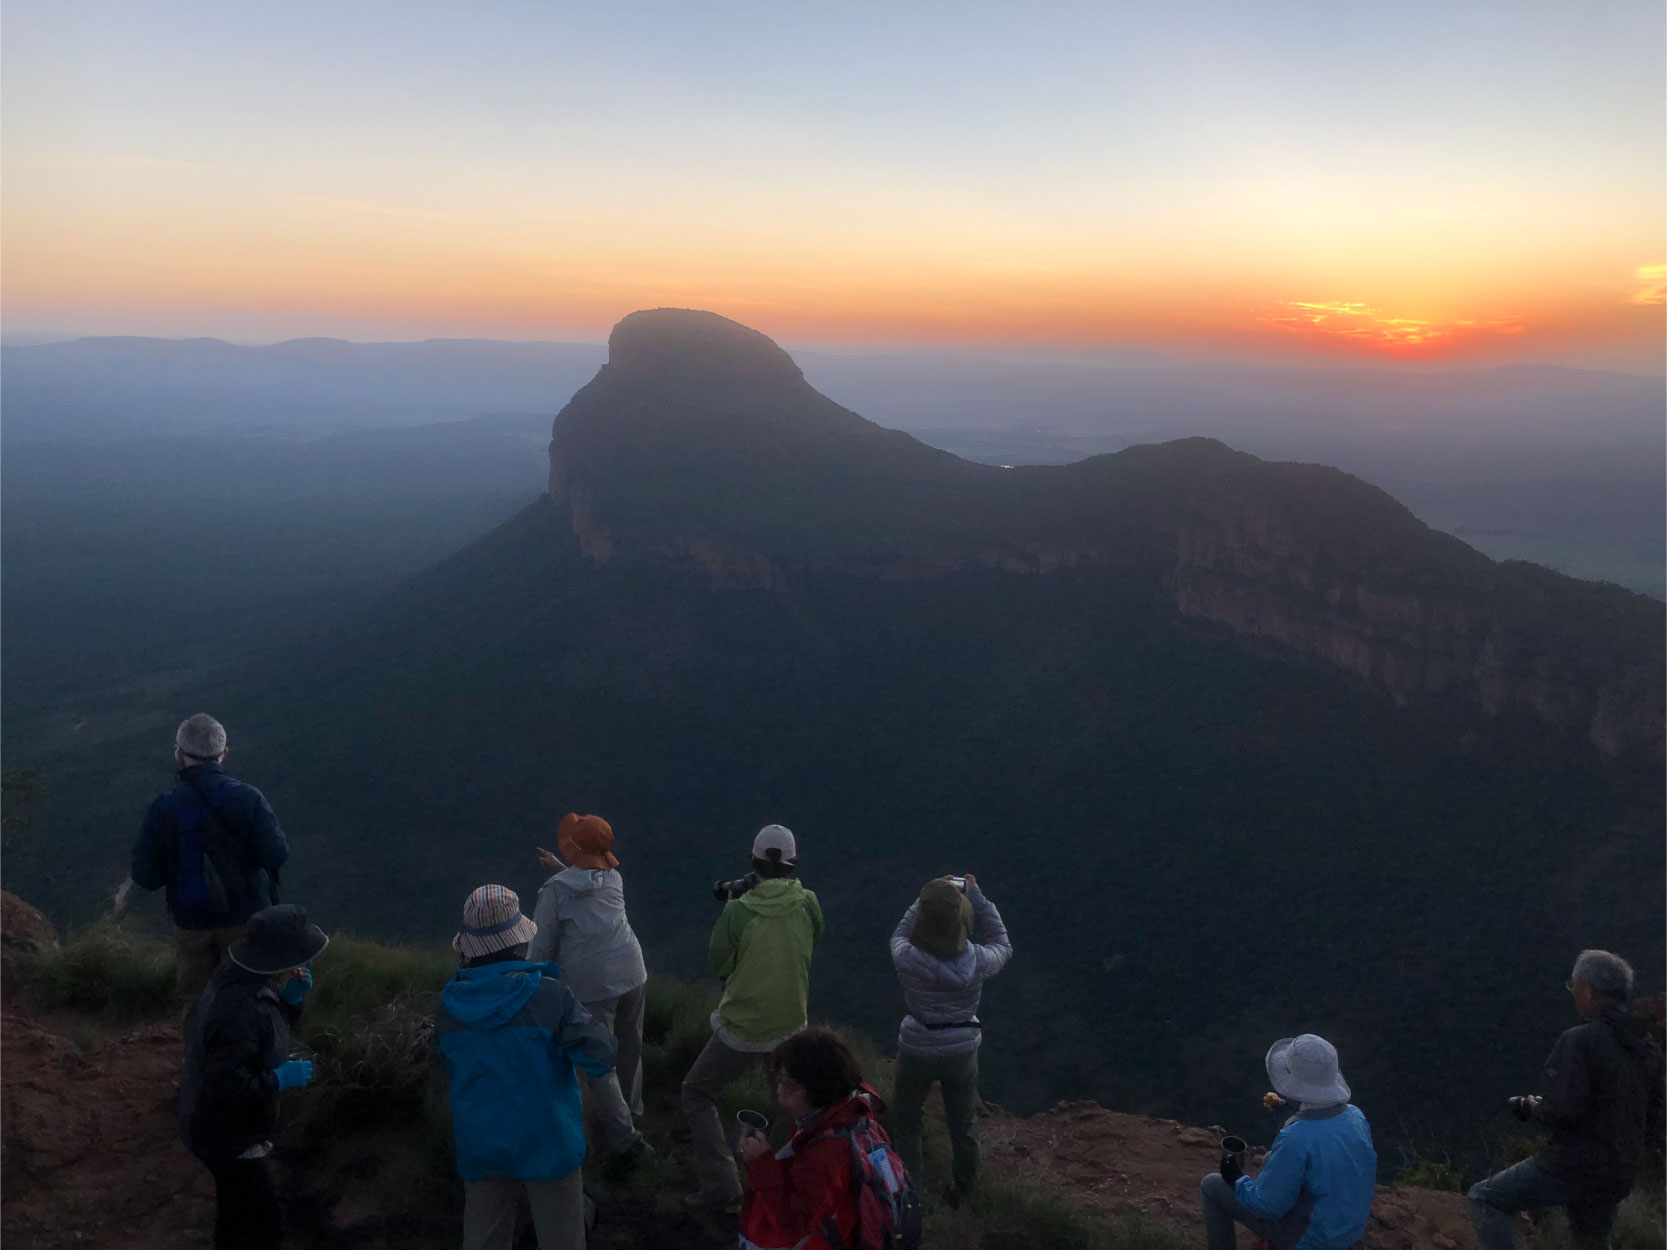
[709,878,824,1044]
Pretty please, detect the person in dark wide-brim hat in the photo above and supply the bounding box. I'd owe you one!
[179,903,328,1250]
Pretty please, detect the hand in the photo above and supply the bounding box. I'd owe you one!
[537,846,566,873]
[1219,1153,1243,1184]
[273,1059,313,1091]
[280,967,312,1006]
[738,1133,771,1162]
[1508,1095,1540,1121]
[1263,1091,1287,1111]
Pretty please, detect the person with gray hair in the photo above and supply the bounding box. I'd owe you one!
[132,714,291,1012]
[1468,949,1664,1250]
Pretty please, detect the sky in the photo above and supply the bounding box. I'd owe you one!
[4,2,1663,370]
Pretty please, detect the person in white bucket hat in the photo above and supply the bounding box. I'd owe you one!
[1198,1032,1377,1250]
[435,885,618,1250]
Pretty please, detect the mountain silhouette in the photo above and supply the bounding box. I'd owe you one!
[199,308,1661,1155]
[548,309,1662,756]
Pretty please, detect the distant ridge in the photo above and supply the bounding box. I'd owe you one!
[0,336,607,439]
[548,309,1663,758]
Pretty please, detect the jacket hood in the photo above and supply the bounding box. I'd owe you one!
[739,877,808,915]
[791,1085,888,1143]
[441,961,553,1026]
[546,866,614,896]
[1594,1001,1661,1061]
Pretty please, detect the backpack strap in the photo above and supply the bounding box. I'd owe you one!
[178,773,261,905]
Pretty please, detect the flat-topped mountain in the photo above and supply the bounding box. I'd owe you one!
[549,309,1663,758]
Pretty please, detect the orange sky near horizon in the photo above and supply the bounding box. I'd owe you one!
[4,4,1663,371]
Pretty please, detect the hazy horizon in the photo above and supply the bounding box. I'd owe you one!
[5,3,1662,373]
[5,327,1665,379]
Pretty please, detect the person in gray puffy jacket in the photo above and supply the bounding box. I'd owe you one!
[529,812,652,1172]
[886,872,1012,1197]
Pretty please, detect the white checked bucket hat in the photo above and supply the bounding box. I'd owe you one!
[1266,1034,1352,1105]
[453,884,539,959]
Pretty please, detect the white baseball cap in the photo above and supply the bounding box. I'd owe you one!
[752,824,797,864]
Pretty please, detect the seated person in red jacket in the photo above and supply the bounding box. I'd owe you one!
[738,1028,908,1250]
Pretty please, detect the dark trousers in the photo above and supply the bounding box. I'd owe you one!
[1199,1173,1317,1250]
[889,1048,982,1193]
[1468,1158,1619,1250]
[203,1154,280,1250]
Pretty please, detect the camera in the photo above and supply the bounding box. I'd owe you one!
[1507,1096,1535,1121]
[712,871,760,902]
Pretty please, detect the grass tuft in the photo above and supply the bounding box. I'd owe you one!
[923,1171,1192,1250]
[297,933,455,1043]
[1532,1192,1667,1250]
[1394,1154,1473,1193]
[25,919,176,1020]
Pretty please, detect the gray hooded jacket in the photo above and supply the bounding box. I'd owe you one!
[528,867,647,1005]
[889,885,1012,1059]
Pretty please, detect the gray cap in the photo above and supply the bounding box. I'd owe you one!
[752,824,797,864]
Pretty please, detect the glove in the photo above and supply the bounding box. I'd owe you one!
[1508,1095,1534,1122]
[1219,1153,1243,1184]
[280,968,313,1007]
[273,1059,313,1091]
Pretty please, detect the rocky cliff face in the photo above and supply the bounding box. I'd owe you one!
[548,309,1664,757]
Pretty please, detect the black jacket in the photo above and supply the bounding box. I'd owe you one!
[1533,1000,1665,1200]
[179,962,297,1160]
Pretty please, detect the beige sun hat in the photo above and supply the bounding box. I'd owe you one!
[453,884,539,959]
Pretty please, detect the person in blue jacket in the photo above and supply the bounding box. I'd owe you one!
[435,884,618,1250]
[1198,1033,1377,1250]
[131,713,289,1013]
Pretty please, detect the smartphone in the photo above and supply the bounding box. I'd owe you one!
[948,876,967,892]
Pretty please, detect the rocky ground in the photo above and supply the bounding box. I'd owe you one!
[0,889,1522,1248]
[983,1098,1499,1249]
[0,1013,1507,1249]
[2,1013,215,1249]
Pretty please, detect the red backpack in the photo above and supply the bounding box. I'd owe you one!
[805,1107,922,1250]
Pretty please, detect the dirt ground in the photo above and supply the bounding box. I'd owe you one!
[0,878,1529,1250]
[982,1098,1515,1249]
[3,1009,1512,1250]
[1,1012,216,1250]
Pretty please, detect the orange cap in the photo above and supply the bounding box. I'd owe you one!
[557,813,619,870]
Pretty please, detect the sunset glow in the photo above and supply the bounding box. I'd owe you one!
[3,2,1662,370]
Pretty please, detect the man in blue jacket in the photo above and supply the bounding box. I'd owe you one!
[131,714,289,1012]
[435,884,618,1250]
[1198,1033,1377,1250]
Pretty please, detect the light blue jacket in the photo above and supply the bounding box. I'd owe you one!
[434,961,616,1182]
[1234,1104,1376,1250]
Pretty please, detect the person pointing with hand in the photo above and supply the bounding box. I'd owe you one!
[530,814,653,1175]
